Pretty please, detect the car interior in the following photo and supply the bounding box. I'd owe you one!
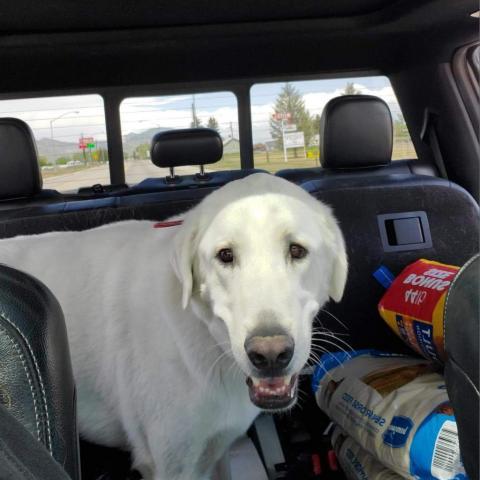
[0,1,478,479]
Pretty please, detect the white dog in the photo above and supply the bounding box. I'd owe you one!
[0,173,347,479]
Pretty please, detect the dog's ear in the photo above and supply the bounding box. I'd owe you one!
[171,218,198,309]
[328,219,348,303]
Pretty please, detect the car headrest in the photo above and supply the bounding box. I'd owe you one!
[444,254,479,480]
[0,118,42,198]
[150,128,223,168]
[320,95,393,169]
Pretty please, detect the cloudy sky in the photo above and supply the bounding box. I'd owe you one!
[0,75,403,146]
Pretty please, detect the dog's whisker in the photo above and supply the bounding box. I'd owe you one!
[206,349,232,382]
[310,337,352,356]
[311,329,350,338]
[225,358,244,385]
[311,333,353,353]
[308,349,322,361]
[319,309,349,331]
[309,341,331,353]
[204,341,232,355]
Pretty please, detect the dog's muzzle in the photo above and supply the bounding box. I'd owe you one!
[244,332,298,410]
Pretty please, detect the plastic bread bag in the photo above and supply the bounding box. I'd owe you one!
[331,425,403,480]
[378,259,460,363]
[312,350,468,480]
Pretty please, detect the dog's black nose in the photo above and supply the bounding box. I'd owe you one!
[245,333,294,374]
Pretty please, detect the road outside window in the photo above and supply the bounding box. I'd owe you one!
[250,76,417,173]
[120,92,239,184]
[0,94,108,192]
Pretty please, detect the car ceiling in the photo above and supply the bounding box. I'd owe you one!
[0,0,478,94]
[0,0,408,33]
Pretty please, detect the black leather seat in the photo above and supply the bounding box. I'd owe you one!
[0,127,265,239]
[276,95,438,184]
[444,254,479,480]
[0,264,80,480]
[301,174,479,352]
[0,118,62,206]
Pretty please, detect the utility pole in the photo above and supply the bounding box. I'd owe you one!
[192,94,198,127]
[282,119,287,163]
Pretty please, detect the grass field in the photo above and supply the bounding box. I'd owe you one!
[213,138,417,173]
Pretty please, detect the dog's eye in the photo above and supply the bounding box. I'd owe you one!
[289,243,308,260]
[217,248,234,264]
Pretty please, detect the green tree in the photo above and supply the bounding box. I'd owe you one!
[394,113,409,138]
[190,116,203,128]
[56,156,70,165]
[207,117,219,132]
[312,114,321,135]
[72,152,84,162]
[38,155,49,167]
[342,82,361,95]
[97,147,109,163]
[133,143,150,160]
[270,83,315,152]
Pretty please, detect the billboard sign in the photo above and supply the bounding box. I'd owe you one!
[283,131,305,149]
[272,112,292,121]
[79,137,95,149]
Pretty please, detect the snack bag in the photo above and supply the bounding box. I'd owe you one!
[378,259,460,363]
[332,426,403,480]
[312,350,468,480]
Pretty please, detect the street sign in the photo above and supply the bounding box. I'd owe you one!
[283,131,305,149]
[272,112,292,121]
[79,136,95,149]
[283,124,297,132]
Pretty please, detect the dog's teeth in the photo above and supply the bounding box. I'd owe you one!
[283,375,292,386]
[252,377,260,386]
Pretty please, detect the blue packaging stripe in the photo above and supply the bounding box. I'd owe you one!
[373,265,395,289]
[410,411,467,480]
[311,349,406,393]
[413,320,441,364]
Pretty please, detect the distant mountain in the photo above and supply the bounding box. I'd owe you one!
[122,127,170,155]
[36,137,108,162]
[36,127,169,162]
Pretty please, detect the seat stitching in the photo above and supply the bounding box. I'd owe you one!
[0,311,52,454]
[0,321,41,444]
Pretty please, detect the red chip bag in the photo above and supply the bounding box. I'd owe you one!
[378,259,460,362]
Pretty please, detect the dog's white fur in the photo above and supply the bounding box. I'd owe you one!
[0,173,347,479]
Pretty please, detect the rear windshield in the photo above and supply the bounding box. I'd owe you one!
[250,76,416,173]
[0,94,108,192]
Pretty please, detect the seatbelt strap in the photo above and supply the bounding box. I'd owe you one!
[420,110,448,178]
[253,415,285,478]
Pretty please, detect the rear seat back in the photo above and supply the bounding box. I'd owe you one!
[0,127,263,237]
[303,174,479,352]
[0,118,61,204]
[276,95,438,184]
[278,96,477,351]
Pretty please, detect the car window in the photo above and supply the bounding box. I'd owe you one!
[0,94,108,192]
[250,76,417,173]
[120,91,239,184]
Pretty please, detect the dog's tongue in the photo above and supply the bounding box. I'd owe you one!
[246,375,298,410]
